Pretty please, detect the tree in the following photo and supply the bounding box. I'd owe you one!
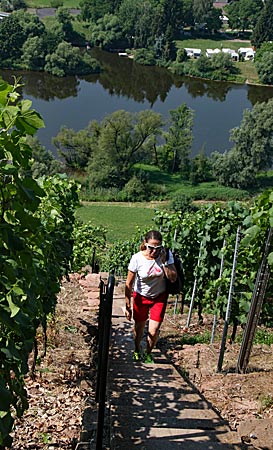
[45,42,100,77]
[134,1,157,48]
[252,0,273,48]
[210,52,238,78]
[225,0,263,32]
[212,99,273,188]
[162,103,194,175]
[224,0,241,30]
[56,7,74,41]
[26,136,64,178]
[151,0,186,38]
[0,15,26,61]
[255,52,273,85]
[0,10,47,65]
[53,125,96,170]
[79,0,115,22]
[21,36,46,70]
[205,7,222,33]
[193,0,213,24]
[87,110,164,188]
[190,148,212,184]
[118,0,142,42]
[89,14,123,48]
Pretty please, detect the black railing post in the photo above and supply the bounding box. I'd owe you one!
[95,275,115,450]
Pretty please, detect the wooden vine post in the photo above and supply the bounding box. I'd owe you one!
[217,226,241,372]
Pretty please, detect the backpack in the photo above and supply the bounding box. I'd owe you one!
[165,248,184,296]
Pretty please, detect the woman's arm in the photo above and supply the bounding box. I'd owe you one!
[160,248,177,282]
[125,270,136,321]
[163,263,177,282]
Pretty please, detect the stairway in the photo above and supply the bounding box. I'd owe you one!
[107,289,244,449]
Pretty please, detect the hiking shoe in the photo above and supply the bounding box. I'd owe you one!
[133,351,142,362]
[143,352,154,364]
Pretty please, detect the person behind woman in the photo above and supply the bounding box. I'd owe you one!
[125,230,177,363]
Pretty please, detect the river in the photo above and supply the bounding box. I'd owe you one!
[1,48,273,157]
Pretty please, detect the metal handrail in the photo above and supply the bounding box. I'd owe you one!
[95,274,115,450]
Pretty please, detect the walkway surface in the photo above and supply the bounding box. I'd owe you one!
[108,285,245,449]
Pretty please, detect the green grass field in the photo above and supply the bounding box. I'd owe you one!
[25,0,80,7]
[76,202,165,243]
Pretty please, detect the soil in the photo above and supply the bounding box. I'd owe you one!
[10,275,101,450]
[159,303,273,450]
[9,279,273,450]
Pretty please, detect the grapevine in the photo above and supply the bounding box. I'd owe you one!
[0,79,79,447]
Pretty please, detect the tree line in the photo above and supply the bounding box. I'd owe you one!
[0,0,272,82]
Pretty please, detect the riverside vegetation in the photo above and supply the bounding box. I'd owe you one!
[0,0,272,84]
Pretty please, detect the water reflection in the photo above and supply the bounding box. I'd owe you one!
[1,49,272,106]
[1,69,81,100]
[86,48,175,105]
[0,49,272,155]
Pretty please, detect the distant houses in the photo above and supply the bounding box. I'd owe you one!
[237,47,256,60]
[184,47,255,61]
[184,48,202,58]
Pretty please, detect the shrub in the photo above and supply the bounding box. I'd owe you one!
[134,48,156,66]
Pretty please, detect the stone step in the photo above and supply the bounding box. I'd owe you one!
[108,294,243,449]
[110,427,241,450]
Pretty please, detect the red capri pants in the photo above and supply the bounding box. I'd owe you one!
[133,291,168,323]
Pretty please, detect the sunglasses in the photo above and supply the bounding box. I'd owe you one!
[145,243,162,252]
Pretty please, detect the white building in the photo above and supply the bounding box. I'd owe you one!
[238,47,256,60]
[205,48,221,58]
[184,48,202,58]
[222,48,239,61]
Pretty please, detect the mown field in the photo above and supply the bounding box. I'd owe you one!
[25,0,80,7]
[76,202,163,243]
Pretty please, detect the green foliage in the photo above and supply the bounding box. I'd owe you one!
[107,234,141,275]
[56,7,74,41]
[190,149,212,184]
[253,329,273,345]
[259,394,273,412]
[53,125,95,170]
[180,330,211,345]
[255,42,273,62]
[212,99,273,188]
[0,78,79,446]
[121,174,150,202]
[86,109,164,189]
[170,52,239,81]
[161,103,193,175]
[71,221,107,272]
[89,13,124,49]
[252,0,273,48]
[225,0,264,32]
[79,0,114,22]
[255,52,273,85]
[45,41,100,76]
[27,136,64,178]
[176,48,188,63]
[21,36,47,70]
[170,193,197,214]
[134,48,156,66]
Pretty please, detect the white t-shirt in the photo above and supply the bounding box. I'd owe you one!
[128,250,174,298]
